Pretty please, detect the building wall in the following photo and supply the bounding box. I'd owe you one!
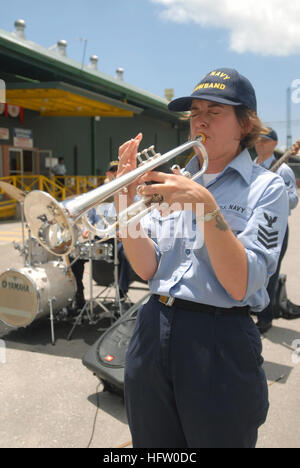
[0,109,189,176]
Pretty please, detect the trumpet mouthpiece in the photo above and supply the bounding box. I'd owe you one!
[197,133,207,143]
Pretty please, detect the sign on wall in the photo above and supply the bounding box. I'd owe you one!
[13,128,33,148]
[0,128,9,140]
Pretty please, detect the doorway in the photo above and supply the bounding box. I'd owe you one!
[9,148,37,176]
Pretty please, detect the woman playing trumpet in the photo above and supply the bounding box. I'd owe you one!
[116,68,288,448]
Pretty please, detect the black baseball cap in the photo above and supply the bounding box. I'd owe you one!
[259,127,278,141]
[106,161,119,172]
[168,68,257,113]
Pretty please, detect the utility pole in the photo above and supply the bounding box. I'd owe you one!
[287,87,292,148]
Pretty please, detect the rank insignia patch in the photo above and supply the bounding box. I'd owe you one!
[257,213,279,249]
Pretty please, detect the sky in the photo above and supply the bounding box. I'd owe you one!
[1,0,300,149]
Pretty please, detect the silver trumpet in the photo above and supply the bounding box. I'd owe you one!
[24,135,208,256]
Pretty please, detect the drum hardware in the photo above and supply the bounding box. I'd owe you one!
[48,296,56,345]
[67,234,123,340]
[73,240,114,263]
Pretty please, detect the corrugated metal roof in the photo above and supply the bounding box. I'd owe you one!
[0,27,178,118]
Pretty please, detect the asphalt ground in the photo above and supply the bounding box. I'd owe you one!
[0,199,300,448]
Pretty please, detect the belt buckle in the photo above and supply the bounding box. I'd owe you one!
[159,295,175,307]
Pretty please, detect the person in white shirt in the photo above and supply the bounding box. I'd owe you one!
[52,157,67,186]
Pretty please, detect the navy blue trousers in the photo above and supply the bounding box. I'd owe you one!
[125,296,269,448]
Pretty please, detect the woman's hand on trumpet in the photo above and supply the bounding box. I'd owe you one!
[114,133,143,212]
[138,171,217,215]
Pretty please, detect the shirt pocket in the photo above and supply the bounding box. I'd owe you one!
[152,210,182,253]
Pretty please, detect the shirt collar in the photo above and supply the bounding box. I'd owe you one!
[186,148,254,186]
[257,154,276,170]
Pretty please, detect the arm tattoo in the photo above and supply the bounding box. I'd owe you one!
[214,214,228,232]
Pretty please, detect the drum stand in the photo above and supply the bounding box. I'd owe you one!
[67,234,121,340]
[48,297,56,345]
[93,235,126,316]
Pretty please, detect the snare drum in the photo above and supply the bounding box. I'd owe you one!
[75,241,113,262]
[0,262,76,328]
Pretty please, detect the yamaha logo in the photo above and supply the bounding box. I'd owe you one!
[1,279,29,292]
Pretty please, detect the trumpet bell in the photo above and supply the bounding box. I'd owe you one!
[24,191,74,256]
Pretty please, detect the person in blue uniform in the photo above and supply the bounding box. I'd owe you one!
[254,127,299,333]
[88,202,132,298]
[70,176,133,309]
[116,68,289,448]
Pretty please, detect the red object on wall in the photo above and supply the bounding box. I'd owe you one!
[0,104,24,123]
[19,107,24,124]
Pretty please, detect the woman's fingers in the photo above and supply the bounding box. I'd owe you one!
[118,133,143,168]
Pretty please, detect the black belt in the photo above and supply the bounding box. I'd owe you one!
[154,295,249,316]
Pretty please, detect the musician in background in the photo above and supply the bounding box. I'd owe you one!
[70,162,133,310]
[255,127,299,333]
[70,211,132,310]
[104,161,119,183]
[89,204,132,298]
[116,68,289,448]
[70,228,89,310]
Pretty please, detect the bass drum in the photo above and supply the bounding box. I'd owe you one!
[0,262,76,328]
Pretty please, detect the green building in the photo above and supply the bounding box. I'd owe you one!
[0,20,189,179]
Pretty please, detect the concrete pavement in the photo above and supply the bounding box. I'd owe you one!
[0,197,300,448]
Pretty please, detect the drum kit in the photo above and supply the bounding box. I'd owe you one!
[0,181,127,344]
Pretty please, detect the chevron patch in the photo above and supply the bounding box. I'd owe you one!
[257,223,279,249]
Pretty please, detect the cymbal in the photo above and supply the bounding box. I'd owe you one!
[0,181,26,202]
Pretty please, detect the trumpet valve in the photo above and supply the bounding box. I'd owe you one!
[141,148,151,160]
[136,152,144,165]
[149,145,157,157]
[171,164,181,175]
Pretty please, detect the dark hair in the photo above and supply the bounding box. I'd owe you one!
[234,106,263,149]
[107,165,118,173]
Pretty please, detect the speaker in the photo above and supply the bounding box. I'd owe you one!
[275,274,300,320]
[82,293,151,395]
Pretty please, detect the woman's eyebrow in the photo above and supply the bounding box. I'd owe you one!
[190,103,224,111]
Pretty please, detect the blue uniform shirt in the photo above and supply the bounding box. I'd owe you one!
[88,203,117,229]
[141,148,289,312]
[258,154,299,214]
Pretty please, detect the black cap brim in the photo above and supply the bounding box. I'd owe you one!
[259,135,278,141]
[168,95,243,112]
